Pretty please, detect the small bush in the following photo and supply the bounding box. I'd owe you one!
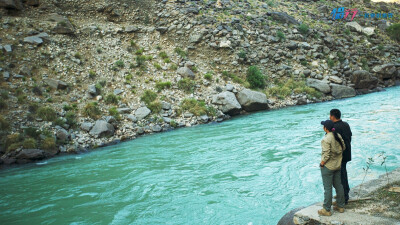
[386,23,400,42]
[0,115,10,131]
[159,52,168,59]
[74,52,82,59]
[327,59,335,68]
[24,127,41,139]
[141,90,158,105]
[105,94,119,105]
[89,70,96,79]
[337,52,345,63]
[135,48,144,55]
[55,118,65,126]
[170,120,177,128]
[170,64,178,70]
[83,102,101,119]
[0,90,8,99]
[23,138,37,149]
[344,29,350,35]
[37,107,57,121]
[148,101,162,114]
[29,103,39,113]
[238,50,247,59]
[175,47,187,58]
[298,24,309,35]
[204,73,213,80]
[5,133,22,152]
[164,58,171,63]
[154,63,162,70]
[276,30,285,42]
[246,66,266,89]
[115,60,125,68]
[0,98,7,110]
[65,111,77,127]
[178,78,196,93]
[41,137,56,151]
[108,107,121,120]
[136,55,147,67]
[181,98,212,116]
[155,81,172,91]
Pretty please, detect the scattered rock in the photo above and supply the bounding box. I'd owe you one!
[306,78,331,94]
[44,78,68,90]
[331,84,356,99]
[212,91,242,116]
[0,0,23,10]
[126,115,137,122]
[15,149,46,161]
[328,76,343,84]
[189,33,203,44]
[351,70,378,89]
[236,88,269,112]
[56,128,69,141]
[89,120,115,137]
[269,12,300,25]
[135,107,151,120]
[125,25,139,33]
[152,125,162,132]
[80,122,93,132]
[177,67,195,78]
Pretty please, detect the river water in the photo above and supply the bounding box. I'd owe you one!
[1,86,399,225]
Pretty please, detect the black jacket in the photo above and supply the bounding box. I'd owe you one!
[333,120,352,162]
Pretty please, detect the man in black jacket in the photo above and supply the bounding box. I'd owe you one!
[330,109,352,204]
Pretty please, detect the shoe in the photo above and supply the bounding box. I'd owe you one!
[318,208,332,216]
[333,195,337,199]
[332,201,337,206]
[333,206,345,213]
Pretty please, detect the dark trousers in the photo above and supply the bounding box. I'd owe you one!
[340,160,350,202]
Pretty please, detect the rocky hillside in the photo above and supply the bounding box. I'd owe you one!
[0,0,399,166]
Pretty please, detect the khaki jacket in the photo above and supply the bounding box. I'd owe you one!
[321,132,346,171]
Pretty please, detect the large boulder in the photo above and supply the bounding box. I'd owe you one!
[372,63,399,80]
[236,88,269,112]
[177,67,195,78]
[331,84,356,99]
[189,33,203,44]
[89,120,115,137]
[15,149,46,161]
[134,106,151,120]
[0,0,23,10]
[56,128,69,141]
[350,70,378,89]
[306,78,331,94]
[345,22,374,36]
[268,12,300,25]
[44,78,68,89]
[212,91,242,116]
[48,14,75,34]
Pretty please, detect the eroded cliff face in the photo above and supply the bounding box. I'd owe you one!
[0,0,399,165]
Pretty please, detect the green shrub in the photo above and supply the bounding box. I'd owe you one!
[108,107,121,120]
[344,29,350,35]
[63,104,74,111]
[386,23,400,42]
[148,101,162,114]
[170,64,178,70]
[327,59,335,68]
[89,70,96,79]
[191,66,198,73]
[159,52,168,59]
[276,30,285,42]
[37,107,57,121]
[23,138,37,149]
[222,71,244,84]
[246,66,266,89]
[175,47,187,58]
[29,103,39,113]
[204,73,213,80]
[115,60,125,68]
[298,24,309,35]
[105,94,119,105]
[0,90,8,99]
[170,120,177,128]
[154,63,162,70]
[238,50,247,59]
[164,58,171,63]
[267,78,322,99]
[41,137,56,151]
[0,115,10,131]
[83,102,101,119]
[181,98,213,116]
[65,111,77,127]
[74,52,82,59]
[0,98,7,110]
[135,48,144,55]
[141,90,157,105]
[155,81,171,91]
[136,55,147,67]
[5,133,22,152]
[55,118,65,126]
[337,52,345,63]
[178,78,196,93]
[24,127,41,139]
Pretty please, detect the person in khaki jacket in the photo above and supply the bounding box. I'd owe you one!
[318,120,346,216]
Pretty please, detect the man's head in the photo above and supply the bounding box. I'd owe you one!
[330,109,341,121]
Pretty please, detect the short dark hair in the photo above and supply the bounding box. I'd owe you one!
[330,109,341,119]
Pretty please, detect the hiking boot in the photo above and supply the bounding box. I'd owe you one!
[333,205,345,213]
[333,195,337,199]
[318,208,332,216]
[332,201,337,206]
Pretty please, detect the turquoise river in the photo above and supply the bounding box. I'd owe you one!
[1,86,399,225]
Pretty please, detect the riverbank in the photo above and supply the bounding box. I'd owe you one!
[288,167,400,225]
[1,83,399,169]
